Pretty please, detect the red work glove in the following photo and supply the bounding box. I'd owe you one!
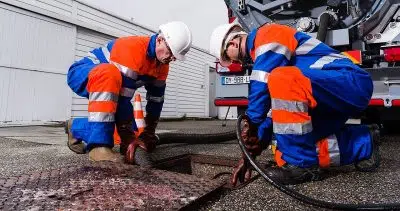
[125,115,159,164]
[231,119,263,187]
[125,136,156,164]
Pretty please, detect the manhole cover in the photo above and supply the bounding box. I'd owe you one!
[0,162,224,210]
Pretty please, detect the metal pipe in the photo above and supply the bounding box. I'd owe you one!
[317,12,331,43]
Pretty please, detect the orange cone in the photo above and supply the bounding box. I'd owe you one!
[113,93,146,145]
[113,126,121,145]
[133,93,146,137]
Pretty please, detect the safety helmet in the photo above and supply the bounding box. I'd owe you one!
[159,21,192,61]
[209,23,246,66]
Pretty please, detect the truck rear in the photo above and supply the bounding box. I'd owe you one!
[214,0,400,127]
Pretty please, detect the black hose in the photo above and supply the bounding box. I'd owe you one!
[134,129,236,167]
[156,130,236,145]
[134,147,154,167]
[317,12,331,43]
[236,114,400,210]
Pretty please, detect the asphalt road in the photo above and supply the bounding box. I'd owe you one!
[0,120,399,210]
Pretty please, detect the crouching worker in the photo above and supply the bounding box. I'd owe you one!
[65,21,192,163]
[209,22,380,186]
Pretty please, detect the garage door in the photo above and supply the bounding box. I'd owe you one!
[71,27,115,118]
[0,3,75,124]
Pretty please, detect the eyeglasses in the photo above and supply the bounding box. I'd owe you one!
[220,30,245,63]
[165,40,172,54]
[164,39,176,60]
[221,38,236,63]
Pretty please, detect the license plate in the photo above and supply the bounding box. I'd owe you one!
[221,76,250,85]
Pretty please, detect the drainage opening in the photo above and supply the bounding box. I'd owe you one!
[152,154,257,210]
[154,154,238,181]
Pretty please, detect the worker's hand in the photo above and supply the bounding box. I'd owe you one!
[241,119,262,156]
[137,131,157,152]
[125,136,155,165]
[231,118,263,187]
[231,156,252,187]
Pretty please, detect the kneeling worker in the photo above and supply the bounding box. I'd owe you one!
[66,21,192,163]
[209,22,380,185]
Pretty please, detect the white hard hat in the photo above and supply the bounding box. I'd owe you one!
[159,21,192,61]
[209,23,245,67]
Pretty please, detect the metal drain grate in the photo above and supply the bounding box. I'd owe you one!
[0,162,224,210]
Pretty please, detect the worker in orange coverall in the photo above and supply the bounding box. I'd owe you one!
[65,21,192,163]
[210,22,380,185]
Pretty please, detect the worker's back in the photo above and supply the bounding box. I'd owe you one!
[89,35,169,81]
[249,24,365,74]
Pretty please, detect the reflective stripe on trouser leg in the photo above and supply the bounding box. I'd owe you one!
[68,58,105,146]
[315,125,372,167]
[86,64,122,149]
[268,66,318,168]
[316,134,340,168]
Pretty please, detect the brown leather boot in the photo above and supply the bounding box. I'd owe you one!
[116,120,134,155]
[88,147,121,162]
[65,119,85,154]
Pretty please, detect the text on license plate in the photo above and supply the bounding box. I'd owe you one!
[222,76,250,85]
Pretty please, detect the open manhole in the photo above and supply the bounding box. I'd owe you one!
[154,154,239,181]
[0,154,240,210]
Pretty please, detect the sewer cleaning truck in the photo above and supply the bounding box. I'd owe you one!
[214,0,400,129]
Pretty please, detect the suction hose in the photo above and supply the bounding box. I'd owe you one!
[156,130,236,145]
[236,114,400,210]
[134,126,236,166]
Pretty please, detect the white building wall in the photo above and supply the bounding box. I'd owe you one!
[0,0,215,125]
[13,0,73,16]
[71,28,114,118]
[0,2,74,125]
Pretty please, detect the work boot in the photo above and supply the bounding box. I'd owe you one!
[116,120,134,155]
[88,147,121,162]
[355,124,381,172]
[266,164,321,185]
[65,119,85,154]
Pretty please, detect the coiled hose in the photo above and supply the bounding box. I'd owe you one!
[156,130,236,145]
[236,114,400,210]
[134,128,236,166]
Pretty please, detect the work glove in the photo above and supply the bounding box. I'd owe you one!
[231,118,263,187]
[139,114,160,150]
[240,118,262,156]
[125,138,155,164]
[116,120,134,155]
[125,115,159,164]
